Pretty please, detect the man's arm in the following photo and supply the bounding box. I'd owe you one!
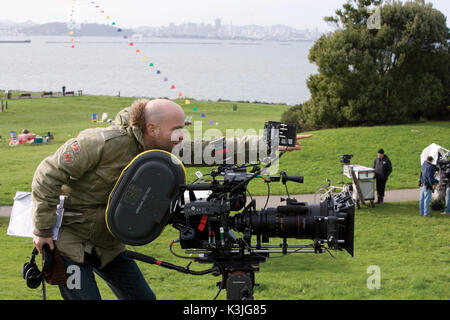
[174,134,312,167]
[31,130,103,252]
[386,157,393,177]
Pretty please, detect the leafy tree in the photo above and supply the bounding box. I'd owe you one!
[284,0,450,130]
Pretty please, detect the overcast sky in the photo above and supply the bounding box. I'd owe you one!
[0,0,449,30]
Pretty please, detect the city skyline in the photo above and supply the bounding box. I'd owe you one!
[1,0,449,32]
[0,19,322,42]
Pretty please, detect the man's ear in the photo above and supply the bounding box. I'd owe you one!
[146,122,159,137]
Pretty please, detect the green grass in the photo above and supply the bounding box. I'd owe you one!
[1,201,449,300]
[1,96,449,205]
[1,96,449,300]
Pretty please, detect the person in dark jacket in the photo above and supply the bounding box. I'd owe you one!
[419,156,438,217]
[373,148,392,204]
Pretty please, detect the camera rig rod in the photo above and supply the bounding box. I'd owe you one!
[125,250,213,276]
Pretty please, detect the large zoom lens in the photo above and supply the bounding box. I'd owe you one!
[232,198,354,256]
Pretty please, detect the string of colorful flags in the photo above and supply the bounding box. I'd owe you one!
[67,0,221,126]
[68,1,76,48]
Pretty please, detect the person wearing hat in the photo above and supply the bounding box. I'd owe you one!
[373,148,392,204]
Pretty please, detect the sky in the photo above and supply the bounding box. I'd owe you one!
[0,0,449,31]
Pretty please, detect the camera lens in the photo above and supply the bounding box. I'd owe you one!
[232,199,354,256]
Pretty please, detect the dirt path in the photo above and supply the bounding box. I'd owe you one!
[0,188,420,218]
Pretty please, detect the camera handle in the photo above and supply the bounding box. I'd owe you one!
[125,250,213,276]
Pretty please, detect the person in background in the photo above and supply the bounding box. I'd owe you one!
[419,156,438,217]
[441,163,450,215]
[373,148,392,204]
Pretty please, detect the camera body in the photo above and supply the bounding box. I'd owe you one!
[171,164,355,259]
[340,154,354,165]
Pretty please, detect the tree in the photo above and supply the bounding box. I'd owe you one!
[285,0,450,130]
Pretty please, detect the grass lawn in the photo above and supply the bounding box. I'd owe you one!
[0,96,448,300]
[1,96,449,205]
[1,201,449,300]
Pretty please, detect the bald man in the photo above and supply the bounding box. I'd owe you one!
[31,98,310,300]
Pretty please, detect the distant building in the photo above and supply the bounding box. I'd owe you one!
[214,19,221,30]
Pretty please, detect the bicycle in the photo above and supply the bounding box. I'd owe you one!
[314,178,353,204]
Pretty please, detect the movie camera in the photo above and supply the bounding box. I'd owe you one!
[105,122,355,300]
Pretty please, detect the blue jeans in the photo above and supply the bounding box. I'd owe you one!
[419,186,433,216]
[59,251,156,300]
[445,184,450,213]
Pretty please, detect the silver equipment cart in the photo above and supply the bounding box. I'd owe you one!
[344,164,376,208]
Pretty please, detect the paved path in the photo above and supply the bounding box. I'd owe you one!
[0,188,420,218]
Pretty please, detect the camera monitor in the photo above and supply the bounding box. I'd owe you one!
[105,150,186,246]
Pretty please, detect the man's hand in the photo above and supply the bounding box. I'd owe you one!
[33,236,55,254]
[278,134,313,152]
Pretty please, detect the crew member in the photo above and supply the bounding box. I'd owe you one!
[31,98,311,300]
[373,148,392,204]
[441,162,450,215]
[419,156,438,217]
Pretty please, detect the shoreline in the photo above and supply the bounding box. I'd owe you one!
[0,89,294,106]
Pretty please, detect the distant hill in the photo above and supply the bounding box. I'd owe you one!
[19,22,135,37]
[1,20,320,41]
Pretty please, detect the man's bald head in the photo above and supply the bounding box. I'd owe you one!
[130,98,185,133]
[129,98,186,151]
[144,99,185,126]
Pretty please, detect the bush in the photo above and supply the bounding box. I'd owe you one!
[290,0,450,131]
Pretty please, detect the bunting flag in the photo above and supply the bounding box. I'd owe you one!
[67,1,77,48]
[74,2,222,127]
[86,0,184,97]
